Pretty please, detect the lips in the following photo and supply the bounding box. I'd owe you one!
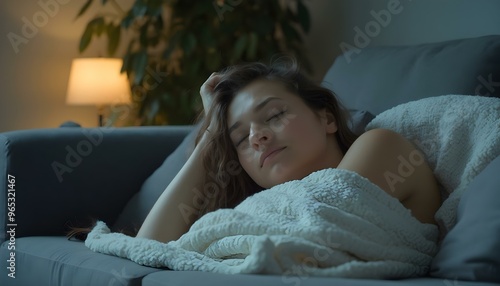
[260,147,286,167]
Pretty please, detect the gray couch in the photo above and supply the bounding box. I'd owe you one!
[1,35,500,286]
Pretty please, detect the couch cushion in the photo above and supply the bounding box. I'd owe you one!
[113,125,199,233]
[142,270,493,286]
[322,35,500,115]
[430,155,500,283]
[0,236,161,286]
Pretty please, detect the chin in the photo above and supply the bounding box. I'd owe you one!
[267,168,308,188]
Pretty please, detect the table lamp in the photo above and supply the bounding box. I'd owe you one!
[66,58,131,127]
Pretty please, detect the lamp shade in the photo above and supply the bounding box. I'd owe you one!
[66,58,131,106]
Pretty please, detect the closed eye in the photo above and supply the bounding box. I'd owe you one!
[236,135,249,147]
[265,110,286,123]
[234,108,287,148]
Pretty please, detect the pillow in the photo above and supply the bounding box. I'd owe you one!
[322,35,500,115]
[348,109,375,135]
[113,124,200,232]
[430,155,500,283]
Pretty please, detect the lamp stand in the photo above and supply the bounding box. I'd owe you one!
[97,105,105,127]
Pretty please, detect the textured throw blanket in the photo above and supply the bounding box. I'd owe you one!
[86,94,500,278]
[86,169,438,278]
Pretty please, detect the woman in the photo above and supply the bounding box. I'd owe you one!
[136,60,442,243]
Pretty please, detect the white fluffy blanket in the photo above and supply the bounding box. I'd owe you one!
[85,94,500,278]
[86,169,438,278]
[366,94,500,237]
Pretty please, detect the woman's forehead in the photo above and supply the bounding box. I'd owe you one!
[238,79,285,95]
[226,80,295,128]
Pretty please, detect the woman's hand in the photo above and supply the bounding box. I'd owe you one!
[199,72,221,116]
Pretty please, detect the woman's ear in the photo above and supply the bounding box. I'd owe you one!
[319,109,338,134]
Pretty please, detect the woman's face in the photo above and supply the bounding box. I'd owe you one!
[227,79,343,189]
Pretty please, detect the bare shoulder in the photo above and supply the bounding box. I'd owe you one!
[337,128,426,198]
[347,128,409,152]
[337,128,441,224]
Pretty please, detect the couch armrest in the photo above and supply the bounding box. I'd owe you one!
[0,125,194,241]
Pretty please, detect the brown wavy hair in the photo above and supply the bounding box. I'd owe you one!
[194,59,358,217]
[66,59,358,241]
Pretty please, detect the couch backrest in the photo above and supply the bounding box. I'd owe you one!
[0,126,193,241]
[322,35,500,115]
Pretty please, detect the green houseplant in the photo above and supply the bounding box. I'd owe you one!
[77,0,312,125]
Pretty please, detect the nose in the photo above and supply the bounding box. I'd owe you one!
[249,123,273,150]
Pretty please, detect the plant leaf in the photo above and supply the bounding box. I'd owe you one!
[297,0,311,33]
[285,7,299,23]
[163,30,183,59]
[185,58,201,75]
[205,51,221,71]
[281,20,301,42]
[79,21,94,52]
[91,17,106,36]
[139,22,149,47]
[76,0,93,19]
[121,40,135,74]
[148,98,161,123]
[181,33,197,55]
[106,23,121,56]
[232,33,248,62]
[246,32,258,60]
[121,10,135,28]
[253,14,273,36]
[199,25,215,48]
[133,50,148,85]
[132,1,147,17]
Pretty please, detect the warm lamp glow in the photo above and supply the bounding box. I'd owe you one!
[66,58,131,106]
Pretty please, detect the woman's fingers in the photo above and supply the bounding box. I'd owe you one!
[200,72,222,114]
[201,73,220,95]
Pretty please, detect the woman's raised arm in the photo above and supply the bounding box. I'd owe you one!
[136,73,221,243]
[135,133,210,242]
